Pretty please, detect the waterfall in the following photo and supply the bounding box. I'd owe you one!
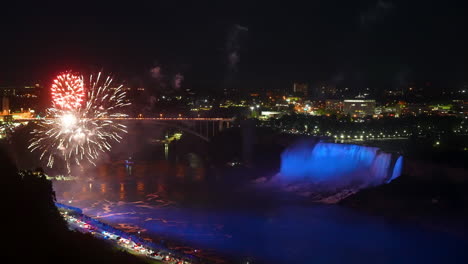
[387,156,403,183]
[272,142,402,201]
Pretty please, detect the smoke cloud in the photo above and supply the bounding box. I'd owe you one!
[226,24,248,72]
[173,73,184,90]
[150,66,163,80]
[149,64,185,91]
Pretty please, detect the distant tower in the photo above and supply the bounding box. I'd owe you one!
[293,83,308,98]
[2,97,9,115]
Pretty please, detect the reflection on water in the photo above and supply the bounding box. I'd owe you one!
[56,160,207,205]
[54,160,468,264]
[137,181,145,196]
[100,183,106,194]
[119,183,125,200]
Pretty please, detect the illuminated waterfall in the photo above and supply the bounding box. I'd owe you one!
[387,156,403,183]
[273,142,402,201]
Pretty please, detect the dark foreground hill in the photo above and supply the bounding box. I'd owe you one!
[0,144,151,264]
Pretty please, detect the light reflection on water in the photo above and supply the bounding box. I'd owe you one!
[54,161,468,264]
[119,183,125,200]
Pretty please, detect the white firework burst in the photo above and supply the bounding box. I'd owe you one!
[29,72,130,172]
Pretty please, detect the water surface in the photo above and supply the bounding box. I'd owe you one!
[54,162,468,264]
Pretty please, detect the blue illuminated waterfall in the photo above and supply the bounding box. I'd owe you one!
[387,156,403,183]
[271,142,403,201]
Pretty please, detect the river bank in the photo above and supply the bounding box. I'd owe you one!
[56,202,197,263]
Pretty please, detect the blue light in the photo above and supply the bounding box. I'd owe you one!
[279,142,401,188]
[387,156,403,183]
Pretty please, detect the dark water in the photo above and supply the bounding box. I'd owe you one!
[54,161,468,264]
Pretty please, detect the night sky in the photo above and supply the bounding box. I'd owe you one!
[1,0,467,92]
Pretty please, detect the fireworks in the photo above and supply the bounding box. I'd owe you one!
[29,72,130,172]
[51,73,85,110]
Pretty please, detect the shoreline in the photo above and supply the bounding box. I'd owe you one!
[55,202,201,263]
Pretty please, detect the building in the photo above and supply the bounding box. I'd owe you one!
[2,97,9,115]
[320,85,337,97]
[0,84,41,98]
[325,99,343,112]
[343,99,376,117]
[293,83,308,98]
[401,103,431,116]
[375,104,402,117]
[0,84,42,112]
[384,89,404,97]
[260,111,283,119]
[452,100,468,116]
[314,84,345,99]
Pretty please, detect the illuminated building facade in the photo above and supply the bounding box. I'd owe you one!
[343,99,376,117]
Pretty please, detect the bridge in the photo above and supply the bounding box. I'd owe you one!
[14,117,235,142]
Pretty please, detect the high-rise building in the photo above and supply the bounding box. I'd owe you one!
[293,83,308,98]
[0,83,42,112]
[2,97,10,115]
[0,84,41,98]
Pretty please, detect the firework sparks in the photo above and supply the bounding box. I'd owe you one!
[29,72,130,172]
[51,73,85,110]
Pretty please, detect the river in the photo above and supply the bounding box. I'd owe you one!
[52,159,468,264]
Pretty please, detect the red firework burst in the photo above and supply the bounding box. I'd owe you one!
[51,73,85,109]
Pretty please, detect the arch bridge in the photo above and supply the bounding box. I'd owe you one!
[14,117,235,142]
